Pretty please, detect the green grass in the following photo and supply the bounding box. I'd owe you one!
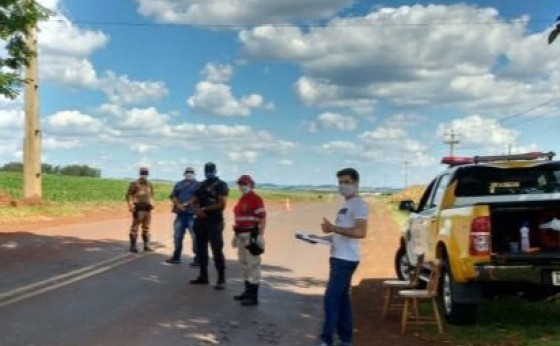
[0,172,324,218]
[383,198,560,346]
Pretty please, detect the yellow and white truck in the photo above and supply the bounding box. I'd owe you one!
[395,152,560,325]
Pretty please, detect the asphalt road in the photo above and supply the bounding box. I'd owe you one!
[0,199,340,346]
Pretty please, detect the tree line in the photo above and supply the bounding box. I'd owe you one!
[0,162,101,178]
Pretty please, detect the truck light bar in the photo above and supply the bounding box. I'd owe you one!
[441,151,556,166]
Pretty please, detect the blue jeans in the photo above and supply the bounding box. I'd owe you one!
[321,257,359,345]
[172,213,195,261]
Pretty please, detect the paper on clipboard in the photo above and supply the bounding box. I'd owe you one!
[295,231,332,245]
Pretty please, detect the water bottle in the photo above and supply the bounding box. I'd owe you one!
[520,221,530,252]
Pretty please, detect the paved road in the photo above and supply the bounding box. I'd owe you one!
[0,200,341,346]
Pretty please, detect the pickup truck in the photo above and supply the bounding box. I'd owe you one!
[395,152,560,325]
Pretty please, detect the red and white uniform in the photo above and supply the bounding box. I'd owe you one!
[233,191,266,231]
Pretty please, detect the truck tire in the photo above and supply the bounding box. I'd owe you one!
[395,246,411,281]
[440,259,477,325]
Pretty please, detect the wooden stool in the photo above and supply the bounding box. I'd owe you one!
[399,260,443,334]
[382,254,424,319]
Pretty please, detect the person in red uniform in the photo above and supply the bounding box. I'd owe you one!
[232,174,266,306]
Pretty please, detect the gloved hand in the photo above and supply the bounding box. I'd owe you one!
[256,234,265,250]
[231,234,239,248]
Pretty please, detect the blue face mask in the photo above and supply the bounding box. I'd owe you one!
[205,173,216,179]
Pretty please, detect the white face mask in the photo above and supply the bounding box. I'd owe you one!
[338,183,357,197]
[240,185,252,194]
[139,174,149,180]
[184,173,194,180]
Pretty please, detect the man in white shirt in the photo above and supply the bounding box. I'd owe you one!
[319,168,368,346]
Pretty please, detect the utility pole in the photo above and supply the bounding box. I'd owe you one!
[23,14,42,201]
[444,128,460,157]
[404,160,409,188]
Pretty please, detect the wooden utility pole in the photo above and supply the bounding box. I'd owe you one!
[444,128,459,157]
[404,160,409,188]
[23,18,42,201]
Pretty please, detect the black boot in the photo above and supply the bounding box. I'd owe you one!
[190,267,209,285]
[142,234,154,251]
[214,269,226,290]
[234,281,250,301]
[241,283,259,306]
[129,234,138,253]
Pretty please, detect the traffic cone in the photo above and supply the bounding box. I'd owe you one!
[285,198,291,211]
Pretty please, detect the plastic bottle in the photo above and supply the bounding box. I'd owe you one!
[520,221,531,252]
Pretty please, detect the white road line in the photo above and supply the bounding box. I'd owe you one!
[0,255,139,308]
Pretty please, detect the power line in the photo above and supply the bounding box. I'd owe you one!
[498,98,557,123]
[34,17,553,29]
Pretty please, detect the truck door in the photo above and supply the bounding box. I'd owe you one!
[408,174,451,261]
[424,174,451,258]
[407,179,437,261]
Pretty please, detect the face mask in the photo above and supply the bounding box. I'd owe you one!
[338,183,357,197]
[184,173,194,180]
[239,185,251,194]
[139,174,149,180]
[205,173,216,179]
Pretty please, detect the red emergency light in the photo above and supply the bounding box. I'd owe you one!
[441,156,474,166]
[441,151,556,167]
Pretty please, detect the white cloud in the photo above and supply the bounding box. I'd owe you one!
[39,16,108,57]
[239,4,559,114]
[99,72,169,105]
[46,110,104,135]
[187,81,268,117]
[228,151,258,163]
[41,56,99,88]
[202,63,233,83]
[117,107,170,130]
[322,141,358,152]
[131,143,158,154]
[317,112,357,131]
[0,110,23,130]
[136,0,351,26]
[360,126,407,140]
[42,137,81,150]
[438,115,518,148]
[277,159,294,166]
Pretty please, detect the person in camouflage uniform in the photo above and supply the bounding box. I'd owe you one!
[125,167,155,253]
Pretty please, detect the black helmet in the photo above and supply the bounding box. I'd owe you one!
[204,162,216,174]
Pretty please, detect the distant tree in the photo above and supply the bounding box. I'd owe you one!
[59,164,101,177]
[0,0,51,99]
[548,16,560,44]
[1,162,101,177]
[0,162,23,171]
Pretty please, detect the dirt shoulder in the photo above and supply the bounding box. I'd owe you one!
[352,199,452,346]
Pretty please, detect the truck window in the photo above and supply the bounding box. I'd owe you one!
[416,179,436,212]
[455,162,560,196]
[429,174,450,209]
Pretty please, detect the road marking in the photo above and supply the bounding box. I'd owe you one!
[0,248,164,309]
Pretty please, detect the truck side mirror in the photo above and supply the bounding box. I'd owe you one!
[398,200,416,212]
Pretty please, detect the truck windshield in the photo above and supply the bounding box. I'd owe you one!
[455,162,560,197]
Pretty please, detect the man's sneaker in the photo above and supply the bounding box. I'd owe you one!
[189,261,200,267]
[164,258,181,264]
[214,281,226,290]
[190,277,209,285]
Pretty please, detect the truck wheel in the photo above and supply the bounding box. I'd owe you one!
[440,259,477,325]
[395,246,411,281]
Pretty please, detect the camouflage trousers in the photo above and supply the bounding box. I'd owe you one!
[130,210,151,237]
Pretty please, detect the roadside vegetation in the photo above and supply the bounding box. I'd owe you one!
[0,172,323,220]
[384,196,560,346]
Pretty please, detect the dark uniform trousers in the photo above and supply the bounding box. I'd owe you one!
[194,218,225,280]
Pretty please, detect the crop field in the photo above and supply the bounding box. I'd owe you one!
[0,172,324,219]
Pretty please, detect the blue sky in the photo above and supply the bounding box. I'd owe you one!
[1,0,559,187]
